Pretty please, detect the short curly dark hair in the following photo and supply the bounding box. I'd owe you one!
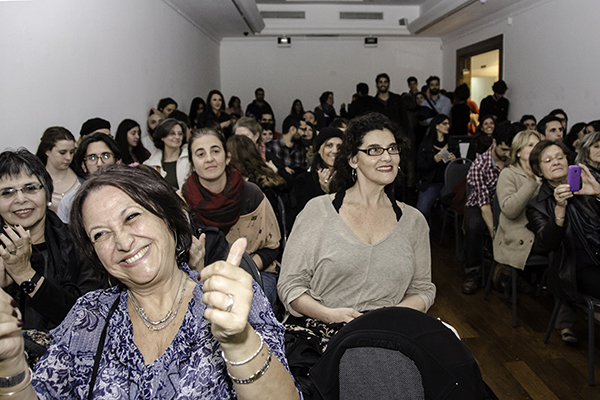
[69,164,192,278]
[329,112,406,193]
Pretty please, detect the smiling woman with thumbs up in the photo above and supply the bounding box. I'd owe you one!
[0,164,299,399]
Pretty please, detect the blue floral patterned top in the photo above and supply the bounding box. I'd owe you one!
[31,266,295,399]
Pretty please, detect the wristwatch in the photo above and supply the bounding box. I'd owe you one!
[20,272,41,295]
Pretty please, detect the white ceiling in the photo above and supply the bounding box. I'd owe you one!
[162,0,521,41]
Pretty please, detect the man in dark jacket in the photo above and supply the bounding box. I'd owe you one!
[479,80,510,122]
[372,73,410,132]
[245,87,274,120]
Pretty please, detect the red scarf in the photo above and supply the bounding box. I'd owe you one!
[182,164,244,234]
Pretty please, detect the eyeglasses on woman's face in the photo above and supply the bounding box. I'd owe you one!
[357,144,400,157]
[84,152,114,164]
[541,153,565,164]
[0,183,44,199]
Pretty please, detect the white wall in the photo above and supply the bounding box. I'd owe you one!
[0,0,220,152]
[221,36,443,130]
[441,0,600,125]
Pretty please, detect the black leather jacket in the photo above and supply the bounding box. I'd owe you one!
[526,180,600,301]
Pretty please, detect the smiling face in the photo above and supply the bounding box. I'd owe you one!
[162,125,183,151]
[319,137,342,168]
[82,185,177,288]
[127,126,141,148]
[190,134,230,189]
[539,145,568,184]
[481,118,495,136]
[210,94,223,113]
[351,129,399,187]
[46,140,75,171]
[0,173,47,232]
[376,77,390,94]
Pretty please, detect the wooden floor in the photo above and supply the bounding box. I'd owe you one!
[427,219,600,399]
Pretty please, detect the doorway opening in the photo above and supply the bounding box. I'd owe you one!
[456,35,503,107]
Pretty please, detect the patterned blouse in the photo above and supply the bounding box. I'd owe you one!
[32,265,294,399]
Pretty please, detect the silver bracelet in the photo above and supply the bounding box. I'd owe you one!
[221,332,264,366]
[227,346,272,385]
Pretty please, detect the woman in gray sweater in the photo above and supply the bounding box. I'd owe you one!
[279,113,436,325]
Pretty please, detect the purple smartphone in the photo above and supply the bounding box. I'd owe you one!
[567,165,581,192]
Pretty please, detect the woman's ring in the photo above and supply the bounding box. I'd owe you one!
[324,179,328,183]
[225,293,234,312]
[16,245,24,249]
[8,249,16,256]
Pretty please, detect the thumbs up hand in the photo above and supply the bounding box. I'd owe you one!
[200,238,254,343]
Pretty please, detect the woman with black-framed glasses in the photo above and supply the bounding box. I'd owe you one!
[278,113,435,391]
[0,149,100,354]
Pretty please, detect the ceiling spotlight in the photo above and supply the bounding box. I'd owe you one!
[278,36,291,47]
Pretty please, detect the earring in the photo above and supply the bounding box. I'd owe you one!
[47,202,52,208]
[351,168,357,182]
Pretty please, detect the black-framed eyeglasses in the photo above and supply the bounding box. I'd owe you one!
[357,145,401,157]
[84,152,114,164]
[0,183,44,199]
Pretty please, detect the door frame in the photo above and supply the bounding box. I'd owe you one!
[456,35,503,87]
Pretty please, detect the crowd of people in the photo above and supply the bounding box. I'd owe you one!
[1,73,599,398]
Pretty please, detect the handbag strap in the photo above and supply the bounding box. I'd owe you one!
[88,294,121,400]
[425,97,440,116]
